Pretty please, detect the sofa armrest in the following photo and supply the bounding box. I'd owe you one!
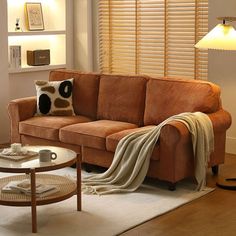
[207,109,232,132]
[8,97,37,143]
[158,109,231,182]
[160,109,231,146]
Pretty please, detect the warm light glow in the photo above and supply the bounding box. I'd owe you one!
[8,0,56,7]
[195,24,236,50]
[8,35,65,66]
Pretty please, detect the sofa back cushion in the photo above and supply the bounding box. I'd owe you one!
[97,75,147,126]
[49,70,100,119]
[144,77,221,125]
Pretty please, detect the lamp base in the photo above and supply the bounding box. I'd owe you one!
[216,176,236,190]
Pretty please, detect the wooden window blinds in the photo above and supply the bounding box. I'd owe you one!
[99,0,208,80]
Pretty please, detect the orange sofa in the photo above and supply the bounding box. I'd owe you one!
[8,69,231,189]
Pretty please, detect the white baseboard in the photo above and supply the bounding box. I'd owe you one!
[226,136,236,154]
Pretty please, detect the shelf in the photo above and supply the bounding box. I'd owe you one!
[8,30,66,37]
[7,0,66,33]
[7,0,67,74]
[8,64,66,74]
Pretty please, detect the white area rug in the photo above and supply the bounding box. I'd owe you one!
[0,168,214,236]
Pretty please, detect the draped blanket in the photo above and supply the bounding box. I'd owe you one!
[82,112,214,195]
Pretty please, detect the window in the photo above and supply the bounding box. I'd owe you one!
[99,0,208,80]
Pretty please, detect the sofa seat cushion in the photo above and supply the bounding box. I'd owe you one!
[60,120,138,150]
[106,125,160,161]
[19,115,92,141]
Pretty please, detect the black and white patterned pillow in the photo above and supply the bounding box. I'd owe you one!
[35,78,75,116]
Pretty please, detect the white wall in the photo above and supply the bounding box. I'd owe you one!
[209,0,236,154]
[9,71,51,100]
[73,0,93,71]
[0,1,10,143]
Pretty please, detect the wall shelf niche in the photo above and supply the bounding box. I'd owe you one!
[8,30,66,37]
[7,0,67,73]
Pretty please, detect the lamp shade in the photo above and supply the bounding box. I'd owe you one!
[195,23,236,50]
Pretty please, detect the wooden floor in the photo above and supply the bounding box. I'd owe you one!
[121,153,236,236]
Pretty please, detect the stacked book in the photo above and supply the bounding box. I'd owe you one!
[9,45,21,69]
[1,179,59,198]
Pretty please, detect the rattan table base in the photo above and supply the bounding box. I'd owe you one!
[0,174,76,206]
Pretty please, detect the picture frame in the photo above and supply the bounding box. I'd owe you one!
[25,3,44,31]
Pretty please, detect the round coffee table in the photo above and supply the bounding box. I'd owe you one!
[0,146,81,233]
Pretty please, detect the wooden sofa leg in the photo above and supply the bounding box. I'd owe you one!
[168,182,176,191]
[212,165,219,175]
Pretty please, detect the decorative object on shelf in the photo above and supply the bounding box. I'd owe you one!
[27,49,50,66]
[15,18,21,31]
[9,45,21,69]
[195,16,236,190]
[25,2,44,31]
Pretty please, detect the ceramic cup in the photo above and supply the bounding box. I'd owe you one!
[11,143,22,153]
[39,149,57,162]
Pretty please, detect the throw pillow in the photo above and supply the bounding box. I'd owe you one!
[35,78,75,116]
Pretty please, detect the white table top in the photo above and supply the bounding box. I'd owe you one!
[0,146,77,173]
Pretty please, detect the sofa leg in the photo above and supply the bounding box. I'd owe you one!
[168,182,176,191]
[212,165,219,175]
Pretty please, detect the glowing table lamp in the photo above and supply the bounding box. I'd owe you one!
[195,16,236,190]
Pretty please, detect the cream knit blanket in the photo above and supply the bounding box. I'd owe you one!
[82,112,214,195]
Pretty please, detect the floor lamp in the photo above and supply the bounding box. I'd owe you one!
[195,16,236,190]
